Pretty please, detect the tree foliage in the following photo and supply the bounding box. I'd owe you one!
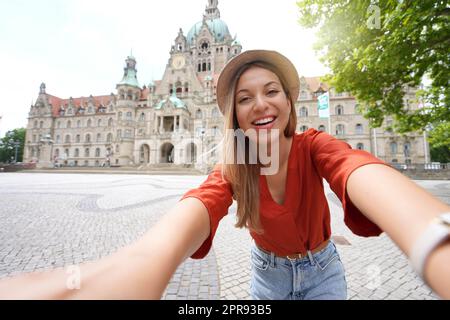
[297,0,449,146]
[0,128,26,163]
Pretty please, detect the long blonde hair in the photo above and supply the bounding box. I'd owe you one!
[221,61,297,233]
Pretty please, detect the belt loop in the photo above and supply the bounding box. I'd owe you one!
[270,252,276,268]
[307,250,315,266]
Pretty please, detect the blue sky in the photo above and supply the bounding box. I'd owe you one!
[0,0,327,137]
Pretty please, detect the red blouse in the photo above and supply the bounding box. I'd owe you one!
[181,129,388,259]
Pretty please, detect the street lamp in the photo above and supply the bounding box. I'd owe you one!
[8,139,20,163]
[13,141,20,163]
[200,127,206,171]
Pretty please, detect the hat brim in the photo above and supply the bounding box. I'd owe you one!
[216,50,300,115]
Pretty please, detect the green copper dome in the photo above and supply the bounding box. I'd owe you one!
[231,39,241,46]
[118,69,140,88]
[187,19,231,46]
[155,91,187,110]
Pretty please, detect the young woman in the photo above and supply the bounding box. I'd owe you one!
[0,50,449,300]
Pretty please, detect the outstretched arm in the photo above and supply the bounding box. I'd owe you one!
[0,197,210,299]
[347,164,450,299]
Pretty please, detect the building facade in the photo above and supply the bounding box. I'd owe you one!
[24,0,430,170]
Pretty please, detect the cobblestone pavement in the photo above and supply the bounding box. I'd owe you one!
[0,173,448,300]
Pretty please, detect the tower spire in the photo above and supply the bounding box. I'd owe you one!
[117,55,140,89]
[204,0,220,20]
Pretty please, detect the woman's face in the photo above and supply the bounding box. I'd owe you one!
[234,66,291,139]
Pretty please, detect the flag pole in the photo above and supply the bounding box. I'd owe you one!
[327,92,332,135]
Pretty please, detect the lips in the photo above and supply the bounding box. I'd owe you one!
[252,116,276,126]
[251,116,277,130]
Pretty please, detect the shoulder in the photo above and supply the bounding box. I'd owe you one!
[292,128,331,148]
[293,129,352,156]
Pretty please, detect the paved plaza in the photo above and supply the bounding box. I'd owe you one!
[0,172,448,300]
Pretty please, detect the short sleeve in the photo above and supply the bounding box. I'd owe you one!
[307,129,389,237]
[180,165,234,259]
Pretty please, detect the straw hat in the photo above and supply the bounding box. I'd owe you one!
[216,50,300,114]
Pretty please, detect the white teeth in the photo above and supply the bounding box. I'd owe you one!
[253,117,275,125]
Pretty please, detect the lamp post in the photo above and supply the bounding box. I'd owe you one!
[200,127,206,172]
[14,141,20,163]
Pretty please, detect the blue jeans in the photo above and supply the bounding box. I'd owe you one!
[250,241,347,300]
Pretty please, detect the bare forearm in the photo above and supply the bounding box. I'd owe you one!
[347,164,450,299]
[0,198,210,299]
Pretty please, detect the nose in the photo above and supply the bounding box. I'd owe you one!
[253,94,269,113]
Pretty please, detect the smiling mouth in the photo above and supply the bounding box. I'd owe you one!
[252,117,277,126]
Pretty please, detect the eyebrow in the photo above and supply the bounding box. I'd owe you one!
[236,81,281,95]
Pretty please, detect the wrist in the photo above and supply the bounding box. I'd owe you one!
[410,212,450,285]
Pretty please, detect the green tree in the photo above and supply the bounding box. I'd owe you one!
[297,0,449,142]
[0,128,26,163]
[428,121,450,162]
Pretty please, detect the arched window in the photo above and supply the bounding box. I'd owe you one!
[336,124,345,135]
[55,149,60,158]
[85,134,91,143]
[202,63,207,72]
[126,112,132,121]
[300,125,309,132]
[65,149,70,157]
[95,148,101,157]
[65,135,71,143]
[336,105,344,115]
[196,109,203,119]
[74,148,79,158]
[107,133,113,142]
[299,107,308,117]
[40,121,44,128]
[356,124,363,134]
[318,125,326,132]
[96,133,101,142]
[85,148,90,157]
[76,134,81,143]
[87,119,92,127]
[56,135,60,143]
[34,121,38,128]
[108,118,113,127]
[390,142,398,155]
[356,143,364,150]
[98,119,102,127]
[139,113,145,121]
[67,121,72,129]
[404,142,411,158]
[77,120,81,128]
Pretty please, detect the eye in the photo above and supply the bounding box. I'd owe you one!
[267,89,279,96]
[237,97,250,104]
